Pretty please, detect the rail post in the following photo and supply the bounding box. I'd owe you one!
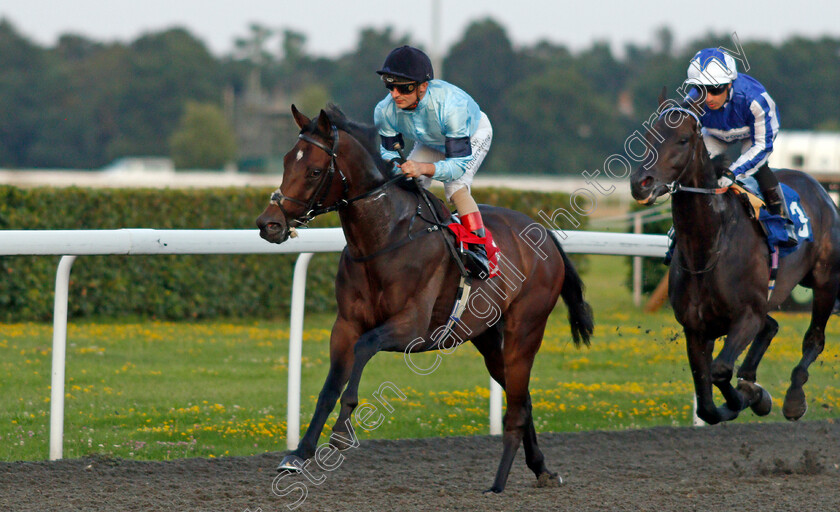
[50,255,77,460]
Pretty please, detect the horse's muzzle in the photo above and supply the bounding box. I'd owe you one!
[630,170,667,205]
[256,210,290,244]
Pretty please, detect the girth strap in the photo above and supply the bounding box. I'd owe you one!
[346,224,440,263]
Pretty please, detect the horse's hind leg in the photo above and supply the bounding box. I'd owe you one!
[522,394,558,487]
[472,322,557,488]
[783,280,837,420]
[486,313,551,493]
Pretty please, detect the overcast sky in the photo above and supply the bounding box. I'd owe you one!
[3,0,840,59]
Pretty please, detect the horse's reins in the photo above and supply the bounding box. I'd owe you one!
[659,107,727,275]
[659,107,781,294]
[270,125,404,231]
[279,125,475,349]
[392,143,470,279]
[274,125,466,273]
[393,143,473,349]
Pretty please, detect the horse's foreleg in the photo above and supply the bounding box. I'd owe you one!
[783,281,836,420]
[731,315,777,417]
[330,325,398,449]
[685,330,724,424]
[711,314,764,416]
[737,315,778,382]
[471,320,506,388]
[278,320,357,470]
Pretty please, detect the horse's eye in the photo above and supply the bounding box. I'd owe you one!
[678,137,690,145]
[308,168,323,178]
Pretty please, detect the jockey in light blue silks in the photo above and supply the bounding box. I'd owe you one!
[374,45,494,276]
[684,47,796,246]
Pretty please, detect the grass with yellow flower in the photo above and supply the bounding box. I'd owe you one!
[2,255,839,462]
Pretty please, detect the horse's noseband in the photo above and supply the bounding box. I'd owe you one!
[270,124,349,226]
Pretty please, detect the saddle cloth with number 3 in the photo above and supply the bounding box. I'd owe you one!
[732,177,813,256]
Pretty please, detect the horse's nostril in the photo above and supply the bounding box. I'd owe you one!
[641,177,653,188]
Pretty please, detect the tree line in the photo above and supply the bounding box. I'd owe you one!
[1,17,838,174]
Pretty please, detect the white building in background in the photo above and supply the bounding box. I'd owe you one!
[102,157,175,175]
[769,131,840,180]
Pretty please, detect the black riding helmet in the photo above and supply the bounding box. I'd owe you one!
[377,45,434,84]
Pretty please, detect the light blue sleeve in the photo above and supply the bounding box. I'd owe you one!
[374,101,400,164]
[431,97,474,182]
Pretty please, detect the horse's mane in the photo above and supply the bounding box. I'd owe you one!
[324,104,451,215]
[677,99,732,180]
[319,104,391,179]
[710,154,732,180]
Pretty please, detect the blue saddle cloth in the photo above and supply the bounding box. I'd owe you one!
[736,176,813,257]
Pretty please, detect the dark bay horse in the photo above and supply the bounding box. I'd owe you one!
[256,105,593,492]
[630,95,840,425]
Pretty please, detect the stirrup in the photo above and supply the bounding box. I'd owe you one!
[463,243,491,280]
[779,221,798,248]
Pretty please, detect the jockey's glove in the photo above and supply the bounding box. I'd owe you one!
[717,169,736,188]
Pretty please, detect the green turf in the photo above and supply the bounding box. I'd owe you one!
[2,255,839,461]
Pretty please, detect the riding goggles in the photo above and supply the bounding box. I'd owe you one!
[381,74,417,94]
[384,81,417,94]
[701,84,729,96]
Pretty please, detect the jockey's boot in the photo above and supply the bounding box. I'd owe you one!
[461,211,491,279]
[763,183,798,248]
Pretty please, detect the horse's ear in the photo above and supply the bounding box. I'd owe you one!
[316,109,332,138]
[684,90,704,114]
[291,104,310,130]
[657,86,667,108]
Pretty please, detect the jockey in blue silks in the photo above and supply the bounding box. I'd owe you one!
[684,47,796,246]
[374,45,494,276]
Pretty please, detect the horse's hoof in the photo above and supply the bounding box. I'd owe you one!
[737,380,772,416]
[483,486,504,494]
[329,430,355,451]
[276,454,306,472]
[751,386,773,416]
[783,387,808,420]
[536,471,562,488]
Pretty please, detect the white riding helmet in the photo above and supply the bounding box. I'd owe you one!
[685,48,738,86]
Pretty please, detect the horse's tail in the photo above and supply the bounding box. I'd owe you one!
[550,232,594,347]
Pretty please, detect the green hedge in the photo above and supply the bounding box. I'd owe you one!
[0,185,583,321]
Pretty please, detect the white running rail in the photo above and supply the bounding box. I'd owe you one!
[0,228,668,458]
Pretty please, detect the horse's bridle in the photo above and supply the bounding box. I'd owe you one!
[658,107,729,197]
[270,124,404,228]
[659,107,726,274]
[270,124,348,228]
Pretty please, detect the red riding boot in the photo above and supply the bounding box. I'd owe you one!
[461,212,491,279]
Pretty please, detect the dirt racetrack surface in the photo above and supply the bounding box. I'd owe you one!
[3,419,840,512]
